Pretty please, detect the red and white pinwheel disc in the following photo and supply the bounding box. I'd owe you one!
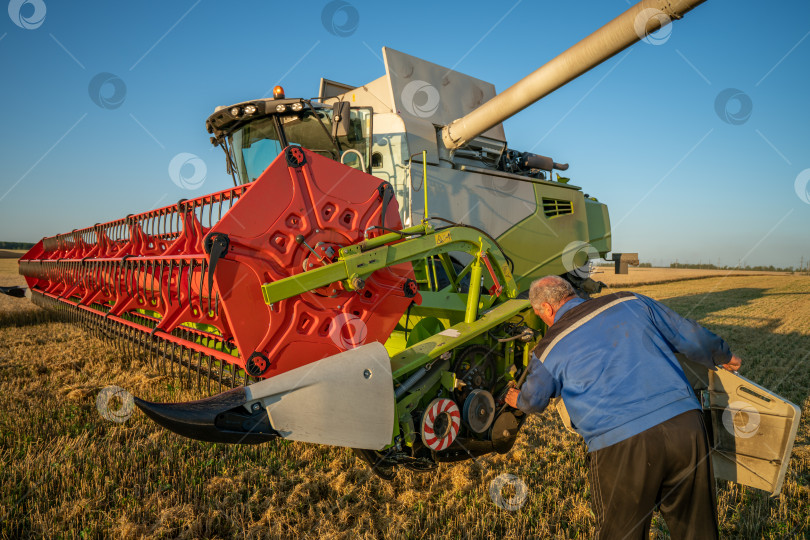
[421,398,461,451]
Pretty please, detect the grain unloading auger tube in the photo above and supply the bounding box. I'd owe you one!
[18,147,418,392]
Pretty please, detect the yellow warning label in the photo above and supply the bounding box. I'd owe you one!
[435,231,452,246]
[502,264,512,280]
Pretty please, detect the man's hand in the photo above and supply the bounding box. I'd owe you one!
[505,388,520,408]
[722,354,742,372]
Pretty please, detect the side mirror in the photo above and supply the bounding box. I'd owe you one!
[331,102,351,139]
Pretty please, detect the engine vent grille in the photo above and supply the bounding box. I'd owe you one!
[542,198,573,217]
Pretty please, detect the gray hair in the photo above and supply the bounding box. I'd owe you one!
[528,276,576,311]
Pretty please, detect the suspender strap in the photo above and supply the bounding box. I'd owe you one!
[532,292,639,363]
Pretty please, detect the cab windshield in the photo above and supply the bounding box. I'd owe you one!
[228,108,372,184]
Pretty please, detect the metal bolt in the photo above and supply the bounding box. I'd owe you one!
[502,430,509,438]
[351,276,365,290]
[363,369,372,379]
[251,402,261,412]
[308,263,314,268]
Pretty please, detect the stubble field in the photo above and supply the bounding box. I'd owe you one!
[0,258,808,539]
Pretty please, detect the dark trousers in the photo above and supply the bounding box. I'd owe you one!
[587,409,719,540]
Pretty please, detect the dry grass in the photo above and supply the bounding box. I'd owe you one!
[594,266,791,288]
[1,259,808,539]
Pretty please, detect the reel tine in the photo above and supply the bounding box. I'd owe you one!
[136,327,144,358]
[185,345,192,389]
[176,343,184,388]
[167,260,174,307]
[159,338,168,375]
[175,341,182,385]
[124,325,131,358]
[186,332,193,388]
[134,324,141,358]
[217,357,223,394]
[111,318,117,345]
[200,260,208,318]
[189,347,196,391]
[158,260,164,307]
[206,355,212,395]
[196,350,202,392]
[169,341,176,380]
[187,260,193,308]
[153,335,160,372]
[179,331,187,388]
[123,325,130,357]
[150,261,156,306]
[176,345,184,389]
[177,260,183,308]
[148,334,156,370]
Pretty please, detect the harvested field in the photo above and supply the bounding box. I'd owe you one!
[1,260,808,539]
[593,266,791,288]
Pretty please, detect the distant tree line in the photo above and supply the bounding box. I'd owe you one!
[0,241,34,250]
[596,259,808,274]
[669,262,800,273]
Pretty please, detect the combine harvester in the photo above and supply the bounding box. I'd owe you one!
[16,0,799,493]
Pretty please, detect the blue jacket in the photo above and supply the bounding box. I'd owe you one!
[516,293,731,452]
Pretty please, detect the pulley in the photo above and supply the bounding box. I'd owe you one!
[462,389,495,434]
[420,398,461,451]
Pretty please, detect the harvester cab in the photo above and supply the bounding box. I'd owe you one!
[206,89,373,184]
[16,0,800,496]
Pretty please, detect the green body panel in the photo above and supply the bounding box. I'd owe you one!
[383,332,407,358]
[405,317,446,348]
[584,198,612,255]
[496,181,589,292]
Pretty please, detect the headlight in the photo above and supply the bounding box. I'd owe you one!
[275,104,287,113]
[290,102,303,112]
[229,107,241,117]
[244,104,258,115]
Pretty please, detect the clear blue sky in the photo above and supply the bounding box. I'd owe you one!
[1,0,808,268]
